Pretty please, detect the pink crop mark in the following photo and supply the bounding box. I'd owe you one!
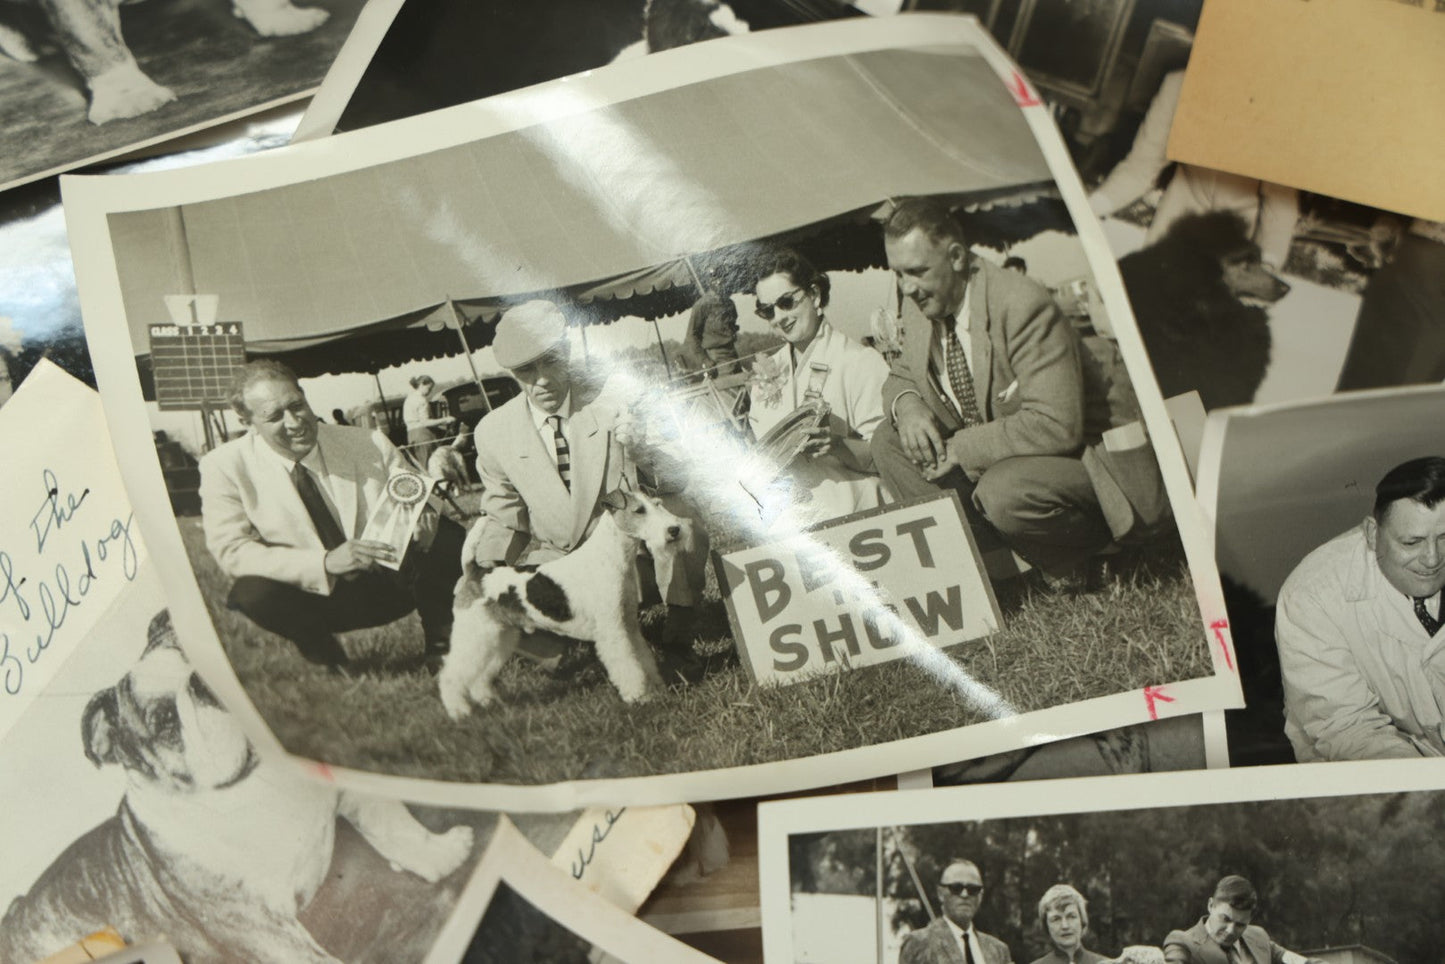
[1007,71,1041,108]
[1209,619,1235,672]
[314,762,334,782]
[1144,685,1174,721]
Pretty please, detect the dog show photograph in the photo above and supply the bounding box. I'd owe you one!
[68,18,1237,808]
[0,0,365,190]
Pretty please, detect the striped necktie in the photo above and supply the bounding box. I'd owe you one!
[943,322,983,427]
[547,415,571,491]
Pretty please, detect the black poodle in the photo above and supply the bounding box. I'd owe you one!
[1118,211,1290,411]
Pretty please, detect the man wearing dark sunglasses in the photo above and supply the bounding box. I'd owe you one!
[900,859,1014,964]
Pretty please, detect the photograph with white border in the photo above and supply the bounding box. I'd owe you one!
[758,758,1445,964]
[423,818,725,964]
[66,16,1238,811]
[0,0,362,192]
[1196,386,1445,768]
[292,0,864,141]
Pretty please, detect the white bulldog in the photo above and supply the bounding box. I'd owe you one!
[0,611,474,964]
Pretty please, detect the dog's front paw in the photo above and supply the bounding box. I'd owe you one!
[397,825,475,882]
[87,62,176,124]
[234,1,330,36]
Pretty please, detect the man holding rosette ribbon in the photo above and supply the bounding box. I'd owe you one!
[199,359,465,672]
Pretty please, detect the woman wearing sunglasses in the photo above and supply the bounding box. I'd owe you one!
[1031,884,1108,964]
[746,245,891,522]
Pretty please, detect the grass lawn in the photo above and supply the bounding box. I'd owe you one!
[176,511,1211,786]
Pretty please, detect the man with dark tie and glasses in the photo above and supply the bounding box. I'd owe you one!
[1276,456,1445,761]
[900,858,1014,964]
[870,197,1155,593]
[1164,876,1322,964]
[199,360,464,671]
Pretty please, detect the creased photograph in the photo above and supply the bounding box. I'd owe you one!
[1196,386,1445,767]
[66,16,1236,810]
[0,0,360,192]
[423,819,725,964]
[758,759,1445,964]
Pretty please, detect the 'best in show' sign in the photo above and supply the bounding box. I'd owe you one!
[716,495,1001,685]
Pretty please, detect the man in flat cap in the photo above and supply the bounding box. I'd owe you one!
[466,299,708,669]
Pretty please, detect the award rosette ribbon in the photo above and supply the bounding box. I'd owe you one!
[359,469,436,570]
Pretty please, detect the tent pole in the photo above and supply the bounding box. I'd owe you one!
[652,317,673,379]
[876,826,886,964]
[373,372,392,437]
[448,297,491,413]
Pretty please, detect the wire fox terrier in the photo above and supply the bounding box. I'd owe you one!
[439,485,688,718]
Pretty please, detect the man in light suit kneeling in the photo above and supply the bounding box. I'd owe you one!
[200,359,463,671]
[1164,876,1324,964]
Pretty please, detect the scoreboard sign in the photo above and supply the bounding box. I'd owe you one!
[148,323,246,411]
[715,494,1002,686]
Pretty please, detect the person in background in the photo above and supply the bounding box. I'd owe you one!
[403,374,453,466]
[1090,69,1298,272]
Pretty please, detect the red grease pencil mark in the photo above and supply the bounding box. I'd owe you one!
[1209,619,1235,672]
[314,762,334,782]
[1007,71,1041,107]
[1144,685,1174,721]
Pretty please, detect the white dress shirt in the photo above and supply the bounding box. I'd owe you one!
[944,917,984,964]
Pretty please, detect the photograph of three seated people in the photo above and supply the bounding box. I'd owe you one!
[203,194,1175,691]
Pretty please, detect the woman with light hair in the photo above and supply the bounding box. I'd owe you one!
[1031,884,1107,964]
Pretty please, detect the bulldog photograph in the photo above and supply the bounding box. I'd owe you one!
[0,0,365,190]
[1197,386,1445,767]
[66,17,1236,809]
[0,579,501,964]
[757,761,1445,964]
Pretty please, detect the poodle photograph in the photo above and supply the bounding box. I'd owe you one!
[1118,211,1291,411]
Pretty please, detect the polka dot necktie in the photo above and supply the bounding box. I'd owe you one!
[548,415,571,492]
[1414,596,1442,636]
[943,322,983,427]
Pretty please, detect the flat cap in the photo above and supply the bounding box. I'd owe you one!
[494,300,568,369]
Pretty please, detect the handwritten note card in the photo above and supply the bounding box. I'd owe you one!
[550,805,696,914]
[0,360,144,743]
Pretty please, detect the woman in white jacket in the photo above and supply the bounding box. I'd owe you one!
[746,246,891,523]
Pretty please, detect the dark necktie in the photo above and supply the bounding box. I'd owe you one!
[1415,595,1442,636]
[292,462,346,550]
[548,415,571,492]
[942,321,983,427]
[962,933,975,964]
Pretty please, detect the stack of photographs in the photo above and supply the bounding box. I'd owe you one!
[0,2,1439,962]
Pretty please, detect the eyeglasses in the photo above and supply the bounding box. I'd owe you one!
[755,286,808,321]
[940,883,984,897]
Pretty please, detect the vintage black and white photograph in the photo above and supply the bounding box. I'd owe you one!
[68,17,1236,809]
[758,760,1445,964]
[1197,387,1445,767]
[423,819,724,964]
[0,0,362,191]
[293,0,866,140]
